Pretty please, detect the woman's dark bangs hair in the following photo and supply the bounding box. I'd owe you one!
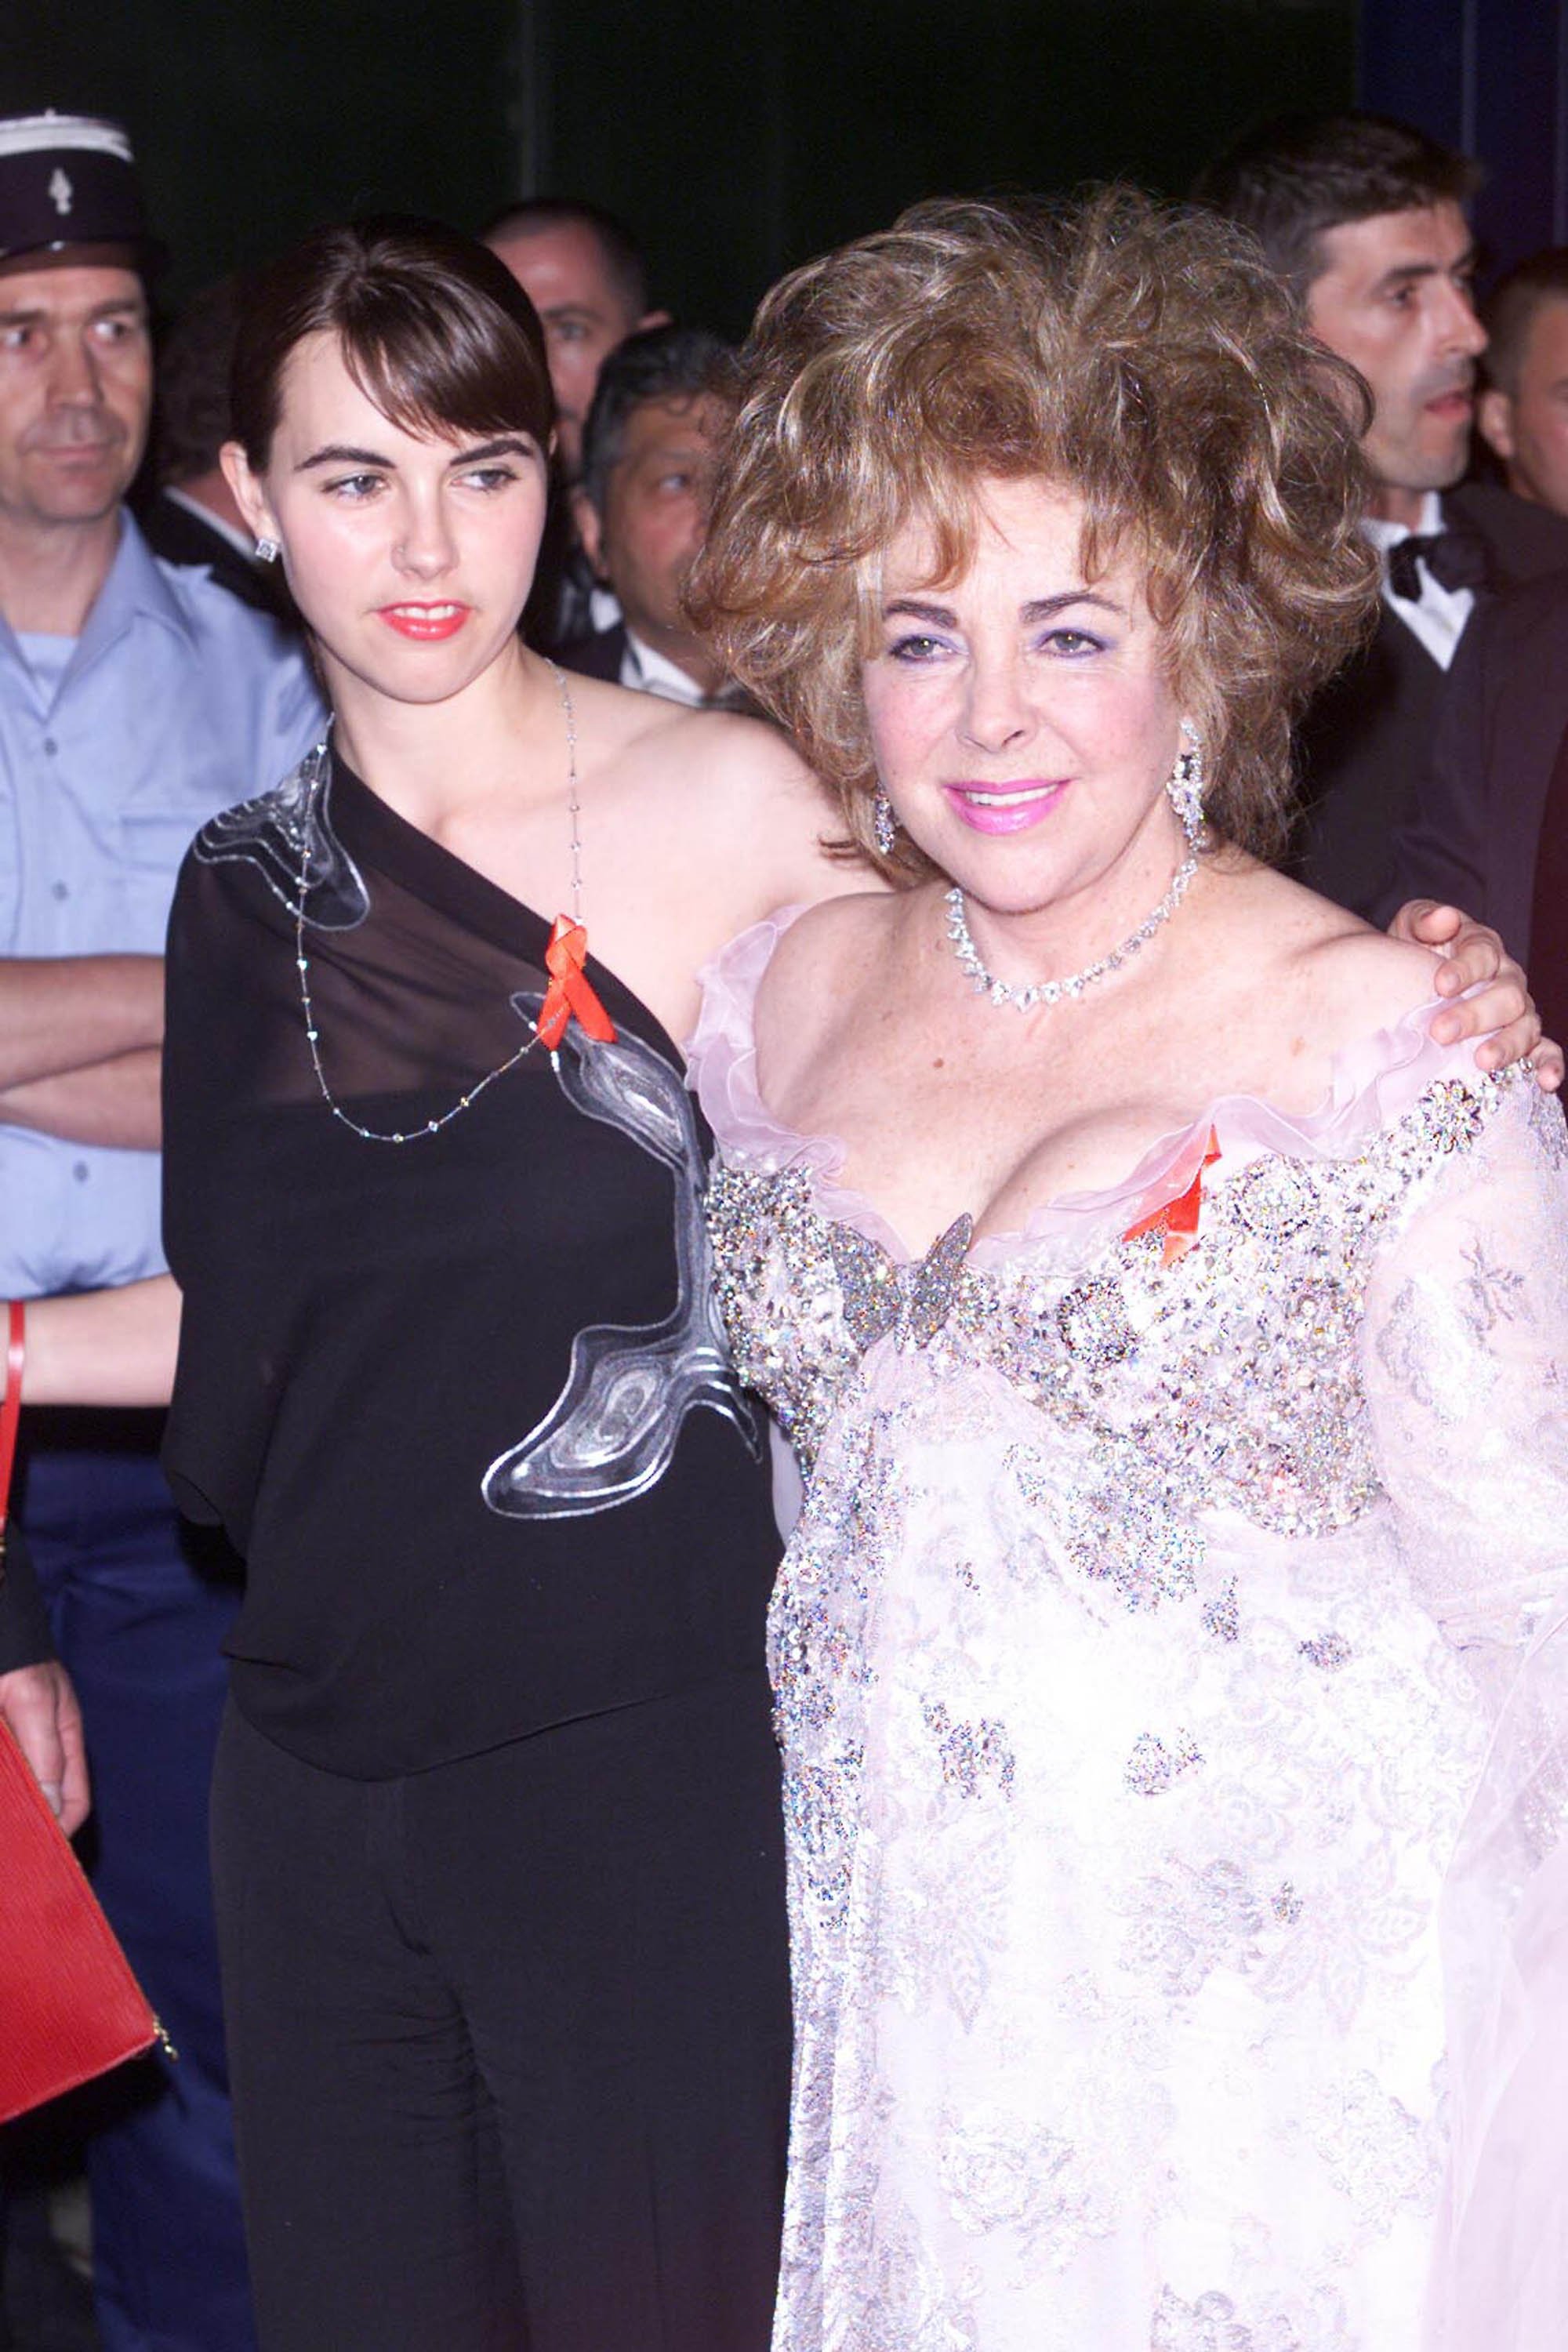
[333,279,552,450]
[231,216,554,469]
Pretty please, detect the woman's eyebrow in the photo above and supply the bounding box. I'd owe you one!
[445,437,536,466]
[880,590,1127,622]
[296,443,394,473]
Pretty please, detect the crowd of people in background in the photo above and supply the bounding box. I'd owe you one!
[1,86,1567,2352]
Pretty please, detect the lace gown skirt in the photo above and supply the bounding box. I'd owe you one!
[691,909,1568,2352]
[768,1348,1486,2352]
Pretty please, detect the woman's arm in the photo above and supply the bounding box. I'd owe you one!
[0,1283,176,1834]
[22,1276,180,1408]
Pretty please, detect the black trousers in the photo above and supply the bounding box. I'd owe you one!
[211,1677,793,2352]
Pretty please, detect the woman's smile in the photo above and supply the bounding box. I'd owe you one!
[942,778,1070,833]
[376,600,472,641]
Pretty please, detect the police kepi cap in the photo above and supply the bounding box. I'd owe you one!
[0,112,155,266]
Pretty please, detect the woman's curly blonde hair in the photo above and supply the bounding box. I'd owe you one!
[687,187,1381,874]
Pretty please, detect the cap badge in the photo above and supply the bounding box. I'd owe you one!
[48,169,72,217]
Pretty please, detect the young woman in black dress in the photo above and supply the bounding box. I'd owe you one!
[158,218,848,2352]
[5,216,1551,2351]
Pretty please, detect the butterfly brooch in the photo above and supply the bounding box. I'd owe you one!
[829,1212,975,1352]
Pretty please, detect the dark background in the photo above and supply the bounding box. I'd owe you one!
[3,0,1563,330]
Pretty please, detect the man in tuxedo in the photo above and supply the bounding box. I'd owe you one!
[557,325,750,708]
[1382,570,1568,1055]
[1475,249,1568,521]
[1200,113,1568,915]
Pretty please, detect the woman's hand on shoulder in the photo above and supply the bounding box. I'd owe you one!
[1388,899,1559,1087]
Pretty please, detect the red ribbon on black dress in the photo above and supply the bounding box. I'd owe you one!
[535,917,618,1052]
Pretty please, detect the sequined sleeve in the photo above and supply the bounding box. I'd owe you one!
[1363,1077,1568,1653]
[1361,1075,1568,2344]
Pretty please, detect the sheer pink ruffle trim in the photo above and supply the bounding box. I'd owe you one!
[688,905,1501,1266]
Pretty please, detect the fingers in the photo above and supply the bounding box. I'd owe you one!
[1473,1002,1541,1070]
[52,1674,91,1838]
[1530,1037,1566,1094]
[1428,971,1529,1051]
[1436,923,1506,992]
[0,1663,67,1817]
[1391,898,1462,949]
[0,1662,91,1831]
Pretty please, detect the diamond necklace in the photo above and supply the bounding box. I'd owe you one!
[943,848,1199,1012]
[295,658,589,1142]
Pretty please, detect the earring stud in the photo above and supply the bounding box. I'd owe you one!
[254,536,281,564]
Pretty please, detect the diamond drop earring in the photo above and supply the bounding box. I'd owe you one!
[873,788,898,858]
[255,536,281,563]
[1165,722,1205,848]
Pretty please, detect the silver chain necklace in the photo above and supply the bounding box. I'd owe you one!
[943,848,1199,1012]
[295,659,583,1142]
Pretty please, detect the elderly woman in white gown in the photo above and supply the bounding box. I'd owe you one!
[685,191,1568,2350]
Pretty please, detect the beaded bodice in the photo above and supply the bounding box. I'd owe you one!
[706,1069,1528,1551]
[689,912,1568,2352]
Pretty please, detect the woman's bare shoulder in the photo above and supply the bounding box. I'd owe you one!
[767,884,898,969]
[1223,862,1442,1048]
[752,890,902,1073]
[583,691,809,787]
[755,888,909,1022]
[618,706,880,914]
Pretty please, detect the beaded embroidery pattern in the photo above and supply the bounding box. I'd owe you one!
[706,1069,1526,1530]
[700,1052,1568,2352]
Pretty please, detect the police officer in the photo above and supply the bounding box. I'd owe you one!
[0,113,321,2350]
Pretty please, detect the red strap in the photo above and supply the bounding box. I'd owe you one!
[0,1299,24,1554]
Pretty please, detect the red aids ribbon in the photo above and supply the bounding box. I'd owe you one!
[535,916,618,1051]
[1123,1127,1220,1269]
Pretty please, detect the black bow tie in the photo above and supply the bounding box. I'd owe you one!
[1385,528,1492,601]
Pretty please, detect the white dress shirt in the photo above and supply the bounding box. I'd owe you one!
[1363,491,1475,671]
[620,628,750,712]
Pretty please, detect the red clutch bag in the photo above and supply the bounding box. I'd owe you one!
[0,1717,165,2125]
[0,1299,163,2122]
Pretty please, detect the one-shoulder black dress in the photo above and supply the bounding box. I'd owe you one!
[162,746,790,2352]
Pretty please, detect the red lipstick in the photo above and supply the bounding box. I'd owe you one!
[377,602,470,641]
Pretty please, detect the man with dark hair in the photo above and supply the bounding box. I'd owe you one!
[140,275,293,617]
[1199,111,1568,913]
[1476,249,1568,518]
[482,198,670,649]
[558,324,744,706]
[0,111,321,2351]
[481,198,667,482]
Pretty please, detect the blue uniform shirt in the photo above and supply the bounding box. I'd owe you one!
[0,514,325,1297]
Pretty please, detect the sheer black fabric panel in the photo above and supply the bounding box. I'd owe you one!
[162,755,780,1777]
